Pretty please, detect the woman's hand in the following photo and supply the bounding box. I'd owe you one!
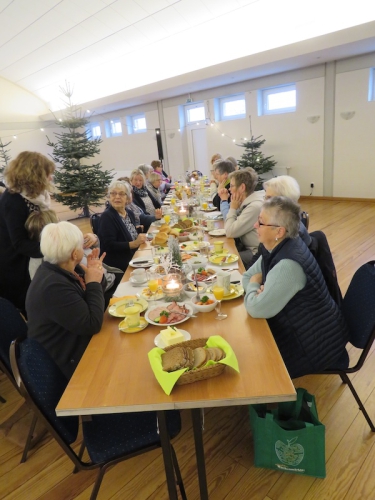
[135,233,147,247]
[81,250,106,283]
[250,273,263,285]
[83,232,98,249]
[218,186,229,201]
[230,191,244,210]
[155,208,163,219]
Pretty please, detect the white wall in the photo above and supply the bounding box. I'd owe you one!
[1,53,375,198]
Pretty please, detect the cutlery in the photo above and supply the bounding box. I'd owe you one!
[230,281,240,284]
[195,273,201,301]
[175,312,198,318]
[134,260,153,265]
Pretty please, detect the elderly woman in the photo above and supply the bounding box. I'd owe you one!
[0,151,98,313]
[243,197,348,378]
[98,180,147,271]
[146,172,163,204]
[138,163,153,180]
[130,168,162,217]
[26,221,105,380]
[151,159,171,196]
[222,168,264,268]
[212,159,235,211]
[209,153,222,196]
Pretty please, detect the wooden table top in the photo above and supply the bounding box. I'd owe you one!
[56,229,295,416]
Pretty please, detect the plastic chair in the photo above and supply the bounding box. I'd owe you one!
[316,261,375,431]
[10,338,186,500]
[0,297,40,462]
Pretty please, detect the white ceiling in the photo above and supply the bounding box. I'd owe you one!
[1,0,375,117]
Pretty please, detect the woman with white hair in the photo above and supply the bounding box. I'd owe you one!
[243,197,348,378]
[146,172,163,204]
[130,169,162,216]
[263,175,300,202]
[98,180,147,271]
[26,221,106,380]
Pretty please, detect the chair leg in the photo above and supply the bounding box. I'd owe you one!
[340,373,375,432]
[73,440,86,473]
[90,466,107,500]
[20,414,38,463]
[171,445,187,500]
[0,394,6,403]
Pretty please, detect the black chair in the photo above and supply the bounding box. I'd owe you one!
[10,338,186,500]
[316,261,375,431]
[301,211,309,229]
[0,297,40,462]
[90,213,102,235]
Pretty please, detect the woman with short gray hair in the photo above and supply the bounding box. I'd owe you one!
[130,169,162,217]
[242,196,348,379]
[26,221,106,380]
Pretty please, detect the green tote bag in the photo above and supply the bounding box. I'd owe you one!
[249,388,326,478]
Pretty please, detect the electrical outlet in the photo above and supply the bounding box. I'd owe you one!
[310,183,314,188]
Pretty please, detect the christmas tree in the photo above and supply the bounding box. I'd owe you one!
[47,84,113,217]
[0,138,11,180]
[237,135,276,190]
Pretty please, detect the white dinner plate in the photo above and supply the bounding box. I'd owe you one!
[208,229,226,237]
[179,241,210,251]
[129,257,154,268]
[154,329,191,348]
[109,296,148,317]
[186,270,217,283]
[145,302,194,326]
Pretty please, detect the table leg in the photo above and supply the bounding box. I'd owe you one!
[157,410,178,500]
[191,408,208,500]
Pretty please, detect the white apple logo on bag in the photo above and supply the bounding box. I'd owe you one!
[275,437,304,466]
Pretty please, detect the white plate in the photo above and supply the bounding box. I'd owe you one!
[109,296,148,317]
[129,277,148,286]
[145,302,194,326]
[129,258,154,268]
[187,270,217,283]
[179,241,210,251]
[154,329,191,348]
[201,206,217,212]
[208,229,226,237]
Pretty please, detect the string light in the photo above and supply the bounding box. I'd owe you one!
[40,128,44,131]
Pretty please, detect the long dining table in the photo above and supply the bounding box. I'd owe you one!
[56,221,296,499]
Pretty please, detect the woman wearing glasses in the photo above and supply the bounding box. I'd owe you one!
[242,196,348,379]
[98,181,147,271]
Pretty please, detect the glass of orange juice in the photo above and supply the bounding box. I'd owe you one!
[147,272,159,301]
[164,214,171,224]
[212,285,227,320]
[170,197,176,206]
[202,201,208,210]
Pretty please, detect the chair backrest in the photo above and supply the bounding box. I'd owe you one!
[90,213,102,235]
[343,261,375,349]
[300,211,309,229]
[0,298,27,375]
[309,230,343,307]
[10,338,79,446]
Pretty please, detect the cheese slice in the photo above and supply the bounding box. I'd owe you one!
[160,326,185,346]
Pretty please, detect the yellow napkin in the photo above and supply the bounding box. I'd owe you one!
[109,295,137,306]
[148,335,240,395]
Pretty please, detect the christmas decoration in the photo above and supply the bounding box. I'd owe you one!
[0,138,11,180]
[47,83,113,217]
[237,135,276,190]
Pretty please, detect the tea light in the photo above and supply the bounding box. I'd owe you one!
[162,274,184,301]
[166,279,179,290]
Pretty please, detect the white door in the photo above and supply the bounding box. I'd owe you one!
[191,128,209,175]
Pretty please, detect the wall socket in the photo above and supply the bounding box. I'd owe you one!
[310,183,314,188]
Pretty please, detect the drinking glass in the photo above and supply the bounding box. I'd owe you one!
[202,201,208,211]
[147,272,160,300]
[212,285,227,320]
[164,214,171,224]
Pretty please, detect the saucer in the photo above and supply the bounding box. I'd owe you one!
[119,317,148,333]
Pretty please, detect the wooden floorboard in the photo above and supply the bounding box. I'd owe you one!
[1,198,375,499]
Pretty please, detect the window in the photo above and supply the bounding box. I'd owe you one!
[86,122,101,140]
[368,68,375,101]
[185,103,206,124]
[259,84,296,115]
[127,113,147,134]
[105,119,122,137]
[217,94,246,121]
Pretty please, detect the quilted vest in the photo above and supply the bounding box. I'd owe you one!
[260,237,349,378]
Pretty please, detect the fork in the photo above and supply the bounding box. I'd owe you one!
[194,273,201,301]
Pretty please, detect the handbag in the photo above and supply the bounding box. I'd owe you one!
[249,388,326,478]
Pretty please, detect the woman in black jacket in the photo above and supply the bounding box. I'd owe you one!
[98,181,147,271]
[130,168,162,217]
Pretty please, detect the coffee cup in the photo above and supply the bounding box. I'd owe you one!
[217,270,231,295]
[123,306,141,328]
[213,241,224,254]
[130,269,147,283]
[206,220,215,231]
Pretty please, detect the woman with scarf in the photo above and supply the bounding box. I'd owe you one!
[0,151,97,313]
[130,168,162,217]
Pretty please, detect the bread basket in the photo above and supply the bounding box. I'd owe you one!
[164,338,225,385]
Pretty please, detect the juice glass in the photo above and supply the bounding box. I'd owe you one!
[212,285,227,320]
[202,201,208,210]
[164,214,171,224]
[147,272,160,300]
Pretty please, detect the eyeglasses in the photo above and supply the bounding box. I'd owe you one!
[257,217,280,228]
[109,191,126,197]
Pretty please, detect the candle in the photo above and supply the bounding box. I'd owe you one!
[166,279,180,290]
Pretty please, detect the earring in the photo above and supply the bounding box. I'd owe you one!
[275,237,278,241]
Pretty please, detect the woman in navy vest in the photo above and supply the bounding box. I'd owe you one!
[242,196,348,378]
[98,181,147,272]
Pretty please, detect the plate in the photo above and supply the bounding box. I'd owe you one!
[209,254,239,265]
[208,229,226,237]
[154,329,191,348]
[119,317,149,333]
[129,277,148,286]
[140,286,165,301]
[145,302,194,326]
[201,206,217,212]
[207,284,244,300]
[109,296,149,317]
[179,241,210,251]
[129,257,154,268]
[186,270,217,283]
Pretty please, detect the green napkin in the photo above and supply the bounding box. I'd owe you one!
[148,335,240,395]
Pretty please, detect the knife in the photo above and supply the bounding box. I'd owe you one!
[134,260,152,265]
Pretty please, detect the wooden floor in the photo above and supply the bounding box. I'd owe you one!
[1,198,375,500]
